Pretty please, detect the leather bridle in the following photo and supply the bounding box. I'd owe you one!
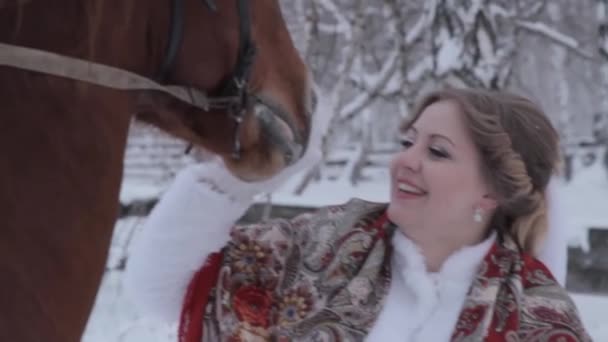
[157,0,257,159]
[0,0,306,163]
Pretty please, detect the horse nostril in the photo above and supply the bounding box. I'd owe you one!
[253,102,303,166]
[284,150,294,165]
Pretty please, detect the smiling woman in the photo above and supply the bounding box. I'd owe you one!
[126,86,591,341]
[387,99,497,271]
[393,88,561,257]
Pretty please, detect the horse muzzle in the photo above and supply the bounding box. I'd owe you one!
[253,96,308,167]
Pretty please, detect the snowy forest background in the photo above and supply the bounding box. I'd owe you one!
[84,0,608,341]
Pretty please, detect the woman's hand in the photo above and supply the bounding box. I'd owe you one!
[186,93,329,203]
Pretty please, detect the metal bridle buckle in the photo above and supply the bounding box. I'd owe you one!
[173,0,256,160]
[230,76,249,159]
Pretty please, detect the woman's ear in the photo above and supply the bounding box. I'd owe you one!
[479,193,498,211]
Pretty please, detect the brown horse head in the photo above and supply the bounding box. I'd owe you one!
[0,1,310,341]
[136,0,313,181]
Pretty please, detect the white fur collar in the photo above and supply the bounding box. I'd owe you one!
[365,231,495,342]
[391,231,496,284]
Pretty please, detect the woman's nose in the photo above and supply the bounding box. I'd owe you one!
[394,145,423,173]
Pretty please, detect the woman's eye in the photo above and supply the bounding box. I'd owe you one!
[400,139,413,148]
[429,147,450,159]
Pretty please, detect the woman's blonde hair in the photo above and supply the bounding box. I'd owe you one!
[403,87,560,255]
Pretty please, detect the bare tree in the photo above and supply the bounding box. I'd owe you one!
[279,0,603,187]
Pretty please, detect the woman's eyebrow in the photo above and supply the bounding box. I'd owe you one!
[410,125,455,147]
[430,133,456,147]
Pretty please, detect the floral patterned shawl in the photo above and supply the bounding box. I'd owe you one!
[179,199,591,342]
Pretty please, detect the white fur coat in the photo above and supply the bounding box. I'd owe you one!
[124,168,568,340]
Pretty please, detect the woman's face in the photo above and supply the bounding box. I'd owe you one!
[387,100,495,244]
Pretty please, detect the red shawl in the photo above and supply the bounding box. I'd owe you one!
[179,199,590,341]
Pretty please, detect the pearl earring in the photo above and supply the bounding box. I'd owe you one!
[473,207,484,223]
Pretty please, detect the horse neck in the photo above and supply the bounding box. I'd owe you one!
[0,2,163,341]
[0,0,163,76]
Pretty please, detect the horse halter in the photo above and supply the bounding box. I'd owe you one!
[156,0,257,160]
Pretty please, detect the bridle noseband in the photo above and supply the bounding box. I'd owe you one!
[156,0,257,160]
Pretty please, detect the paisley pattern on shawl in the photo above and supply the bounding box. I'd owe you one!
[181,199,591,342]
[451,240,591,342]
[202,199,393,342]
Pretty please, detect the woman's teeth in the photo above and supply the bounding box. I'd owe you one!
[398,182,425,195]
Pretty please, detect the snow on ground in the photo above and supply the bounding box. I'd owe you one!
[84,157,608,341]
[119,181,168,204]
[552,161,608,251]
[83,270,177,342]
[574,293,608,340]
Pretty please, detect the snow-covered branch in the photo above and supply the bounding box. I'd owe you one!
[404,1,437,45]
[520,0,546,19]
[599,0,608,61]
[515,20,595,60]
[338,46,401,123]
[455,0,484,25]
[286,0,605,187]
[317,0,353,40]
